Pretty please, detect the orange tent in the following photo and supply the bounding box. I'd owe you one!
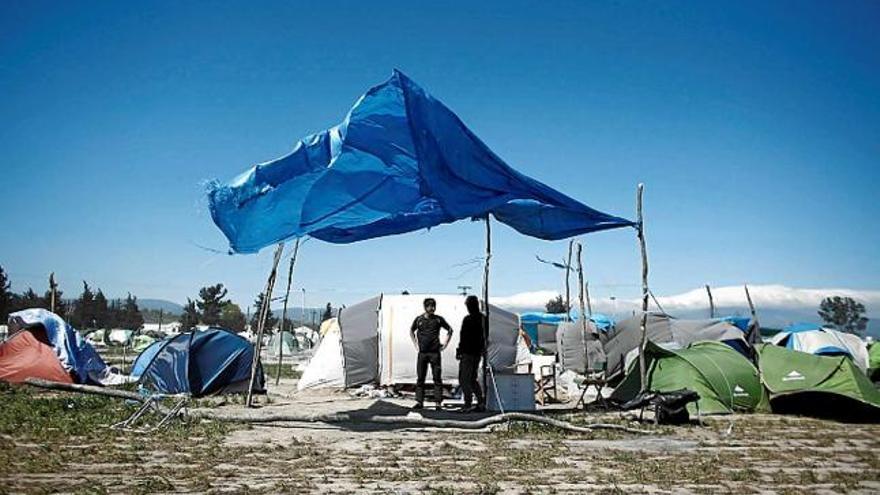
[0,329,74,384]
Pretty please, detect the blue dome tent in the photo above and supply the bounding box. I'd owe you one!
[131,328,264,397]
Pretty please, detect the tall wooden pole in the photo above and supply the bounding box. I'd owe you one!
[481,216,492,402]
[565,240,574,321]
[706,284,715,319]
[744,284,760,346]
[585,281,593,318]
[636,184,650,392]
[247,243,285,407]
[301,288,306,343]
[576,242,589,373]
[276,238,300,386]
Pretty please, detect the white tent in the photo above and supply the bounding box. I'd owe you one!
[297,319,344,389]
[770,326,868,371]
[268,331,297,357]
[298,294,523,391]
[107,328,134,346]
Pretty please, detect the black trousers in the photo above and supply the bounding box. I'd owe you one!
[415,351,442,404]
[458,353,484,407]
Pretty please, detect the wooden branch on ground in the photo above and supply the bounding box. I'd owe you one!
[24,378,145,402]
[191,410,654,435]
[21,378,655,435]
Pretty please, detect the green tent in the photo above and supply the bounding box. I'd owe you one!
[610,341,769,415]
[868,342,880,382]
[757,343,880,422]
[269,331,297,357]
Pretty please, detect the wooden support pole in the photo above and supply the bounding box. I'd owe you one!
[565,240,574,321]
[636,184,650,392]
[276,238,301,386]
[744,284,761,346]
[247,243,285,407]
[576,242,589,373]
[49,272,57,314]
[706,284,715,319]
[481,216,492,403]
[585,281,593,318]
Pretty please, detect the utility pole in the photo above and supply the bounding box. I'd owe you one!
[457,285,472,296]
[49,273,58,313]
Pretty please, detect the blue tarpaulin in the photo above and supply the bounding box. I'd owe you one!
[208,70,635,253]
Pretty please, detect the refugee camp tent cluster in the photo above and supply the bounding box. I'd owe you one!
[268,326,317,357]
[558,312,879,421]
[0,309,124,385]
[0,308,264,398]
[520,311,613,354]
[298,294,528,391]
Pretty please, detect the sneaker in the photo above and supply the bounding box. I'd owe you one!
[412,402,423,410]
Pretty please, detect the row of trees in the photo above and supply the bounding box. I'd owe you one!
[0,266,144,330]
[180,283,332,333]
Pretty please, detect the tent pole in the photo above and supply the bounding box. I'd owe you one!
[576,241,589,374]
[636,184,650,392]
[276,238,300,386]
[481,215,491,405]
[706,284,715,319]
[744,284,761,346]
[49,272,57,314]
[565,240,574,321]
[247,243,285,408]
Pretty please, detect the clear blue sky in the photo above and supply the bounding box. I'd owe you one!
[1,1,878,310]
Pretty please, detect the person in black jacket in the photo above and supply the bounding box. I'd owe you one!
[410,297,452,410]
[457,295,485,412]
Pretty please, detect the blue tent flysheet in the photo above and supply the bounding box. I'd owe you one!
[208,70,635,253]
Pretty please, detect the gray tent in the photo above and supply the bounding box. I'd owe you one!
[301,294,522,390]
[603,313,749,382]
[556,321,606,374]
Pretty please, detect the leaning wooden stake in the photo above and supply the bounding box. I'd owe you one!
[744,284,761,346]
[565,239,574,321]
[636,184,650,391]
[246,243,285,407]
[276,238,301,386]
[481,216,492,402]
[576,241,589,373]
[705,284,715,318]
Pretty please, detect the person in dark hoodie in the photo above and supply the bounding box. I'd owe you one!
[457,295,485,412]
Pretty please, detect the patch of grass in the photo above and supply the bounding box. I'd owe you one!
[262,363,302,380]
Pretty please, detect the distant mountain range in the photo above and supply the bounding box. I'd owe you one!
[138,299,184,314]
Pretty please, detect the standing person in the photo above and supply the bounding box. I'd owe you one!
[410,297,452,410]
[457,295,485,412]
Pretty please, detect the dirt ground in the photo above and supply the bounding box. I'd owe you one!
[2,350,879,495]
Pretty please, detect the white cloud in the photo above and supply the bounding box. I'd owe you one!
[492,284,880,315]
